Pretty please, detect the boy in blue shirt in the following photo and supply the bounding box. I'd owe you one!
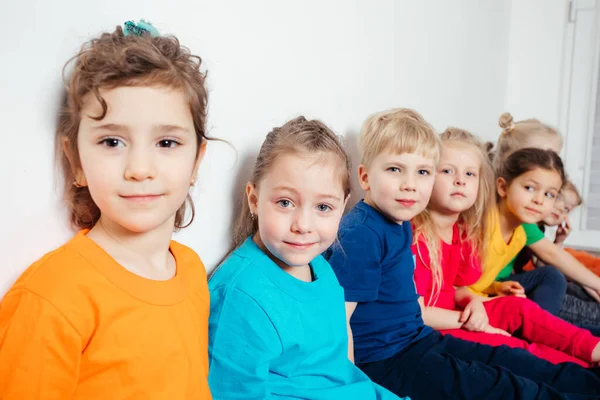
[326,108,600,399]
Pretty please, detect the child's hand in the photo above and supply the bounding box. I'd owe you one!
[554,217,572,245]
[495,281,526,297]
[459,299,489,331]
[482,325,512,337]
[583,285,600,303]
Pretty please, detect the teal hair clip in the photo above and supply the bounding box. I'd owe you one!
[123,19,160,37]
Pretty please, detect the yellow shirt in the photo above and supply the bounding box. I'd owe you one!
[468,210,527,296]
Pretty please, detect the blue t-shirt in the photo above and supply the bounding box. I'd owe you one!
[208,237,403,400]
[325,200,432,364]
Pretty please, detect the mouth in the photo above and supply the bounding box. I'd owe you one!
[451,192,466,198]
[283,241,317,250]
[551,212,560,220]
[120,194,163,204]
[396,199,416,207]
[524,207,541,215]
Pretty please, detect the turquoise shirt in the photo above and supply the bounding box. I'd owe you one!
[208,237,404,400]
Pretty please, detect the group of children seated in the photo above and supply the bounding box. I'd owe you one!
[2,20,600,400]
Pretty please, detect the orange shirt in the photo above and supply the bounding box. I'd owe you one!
[0,230,212,399]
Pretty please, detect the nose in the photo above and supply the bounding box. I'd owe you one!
[291,208,312,234]
[532,192,544,206]
[124,145,156,181]
[400,174,417,192]
[454,175,466,186]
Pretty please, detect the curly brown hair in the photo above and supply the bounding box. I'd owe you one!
[56,25,212,230]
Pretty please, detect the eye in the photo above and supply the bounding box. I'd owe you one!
[387,167,401,173]
[100,138,124,148]
[524,185,534,192]
[317,204,332,212]
[418,170,430,176]
[157,139,180,148]
[466,172,477,177]
[277,199,293,208]
[441,168,453,174]
[545,192,556,199]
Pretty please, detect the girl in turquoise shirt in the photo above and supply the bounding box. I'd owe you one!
[207,116,405,400]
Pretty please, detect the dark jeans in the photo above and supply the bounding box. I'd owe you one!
[499,265,567,315]
[358,331,600,400]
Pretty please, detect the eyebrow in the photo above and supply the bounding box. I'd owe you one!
[272,186,343,201]
[388,162,435,169]
[89,123,191,134]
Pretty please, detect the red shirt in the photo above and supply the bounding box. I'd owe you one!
[412,224,481,310]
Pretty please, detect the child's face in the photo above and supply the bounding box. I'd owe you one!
[430,142,480,214]
[76,86,203,234]
[247,153,347,269]
[499,168,562,224]
[543,188,579,226]
[359,151,436,223]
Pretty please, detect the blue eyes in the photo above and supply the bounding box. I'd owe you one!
[277,200,332,212]
[277,200,292,208]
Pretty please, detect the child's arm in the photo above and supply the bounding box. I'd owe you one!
[0,290,81,398]
[418,297,464,330]
[344,302,357,363]
[209,289,281,399]
[529,237,600,295]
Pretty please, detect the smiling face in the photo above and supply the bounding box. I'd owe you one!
[73,86,203,234]
[498,167,563,224]
[429,142,481,215]
[246,152,348,270]
[358,151,436,223]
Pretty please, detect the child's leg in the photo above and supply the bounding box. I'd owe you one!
[565,248,600,277]
[440,327,588,366]
[484,296,599,363]
[500,265,567,315]
[358,331,600,399]
[560,293,600,328]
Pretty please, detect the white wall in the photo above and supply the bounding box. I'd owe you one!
[0,0,512,295]
[504,0,569,127]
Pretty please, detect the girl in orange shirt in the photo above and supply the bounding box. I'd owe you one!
[0,20,213,399]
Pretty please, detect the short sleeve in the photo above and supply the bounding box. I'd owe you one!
[208,288,281,399]
[0,290,81,399]
[523,224,545,245]
[327,226,383,302]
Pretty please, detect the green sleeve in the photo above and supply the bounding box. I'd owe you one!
[496,261,514,280]
[522,223,545,245]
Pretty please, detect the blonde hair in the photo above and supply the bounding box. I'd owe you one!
[231,116,352,249]
[561,179,583,207]
[491,112,562,171]
[358,108,441,168]
[413,128,495,306]
[57,25,213,230]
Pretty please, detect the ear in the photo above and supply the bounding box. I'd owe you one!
[246,181,259,215]
[497,177,508,198]
[191,140,208,183]
[358,164,370,192]
[62,137,87,187]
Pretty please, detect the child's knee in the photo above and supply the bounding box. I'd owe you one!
[540,266,567,292]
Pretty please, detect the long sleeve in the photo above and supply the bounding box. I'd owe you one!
[0,289,82,399]
[208,288,282,400]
